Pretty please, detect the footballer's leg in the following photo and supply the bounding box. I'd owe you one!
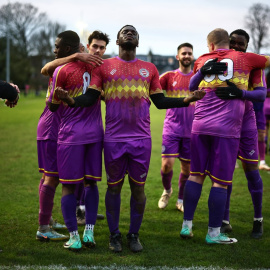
[177,161,189,213]
[258,129,270,170]
[159,157,175,208]
[177,138,191,212]
[104,141,127,252]
[58,144,86,251]
[82,142,103,248]
[36,140,68,242]
[205,136,238,244]
[181,134,208,239]
[159,134,178,209]
[127,138,151,252]
[235,128,263,238]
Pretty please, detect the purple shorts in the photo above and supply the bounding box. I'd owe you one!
[190,134,240,185]
[37,140,58,177]
[104,139,151,186]
[255,109,266,130]
[161,135,191,162]
[238,129,259,164]
[57,142,103,184]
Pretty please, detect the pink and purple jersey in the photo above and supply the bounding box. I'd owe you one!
[242,69,267,133]
[48,61,104,145]
[37,78,62,141]
[192,49,270,138]
[160,69,195,138]
[89,56,163,142]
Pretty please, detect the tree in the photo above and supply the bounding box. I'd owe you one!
[0,2,48,56]
[245,3,270,54]
[0,2,65,89]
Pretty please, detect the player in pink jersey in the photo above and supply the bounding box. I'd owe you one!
[46,30,108,251]
[54,25,205,253]
[180,28,270,244]
[214,29,267,239]
[158,43,195,212]
[36,31,87,242]
[38,31,107,240]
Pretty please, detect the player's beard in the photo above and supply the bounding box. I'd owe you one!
[180,59,191,68]
[120,40,138,51]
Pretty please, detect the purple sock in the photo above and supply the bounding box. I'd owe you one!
[84,185,99,225]
[246,170,263,218]
[39,184,55,225]
[105,190,121,234]
[208,187,227,228]
[178,173,189,200]
[161,170,173,190]
[129,196,146,234]
[38,178,44,196]
[61,193,78,232]
[223,184,232,222]
[183,181,202,220]
[74,182,84,207]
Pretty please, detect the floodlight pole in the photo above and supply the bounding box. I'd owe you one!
[6,24,10,82]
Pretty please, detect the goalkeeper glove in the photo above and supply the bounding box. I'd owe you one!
[215,80,243,100]
[200,58,227,75]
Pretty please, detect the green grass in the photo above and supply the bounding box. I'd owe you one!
[0,93,270,269]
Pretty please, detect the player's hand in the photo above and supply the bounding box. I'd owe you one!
[184,90,206,103]
[215,80,243,100]
[5,99,18,108]
[76,53,103,67]
[200,58,227,75]
[55,87,75,106]
[9,83,20,94]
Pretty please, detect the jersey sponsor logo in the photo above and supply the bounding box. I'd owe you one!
[172,81,177,87]
[110,69,117,75]
[139,68,149,78]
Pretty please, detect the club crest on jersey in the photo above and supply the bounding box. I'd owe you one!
[139,68,149,78]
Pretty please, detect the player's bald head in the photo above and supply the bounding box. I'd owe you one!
[207,28,230,47]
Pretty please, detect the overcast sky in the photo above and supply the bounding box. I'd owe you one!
[2,0,270,58]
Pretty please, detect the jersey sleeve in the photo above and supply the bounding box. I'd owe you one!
[149,65,163,95]
[246,53,270,69]
[48,65,67,104]
[159,72,169,89]
[193,59,201,73]
[89,66,103,92]
[249,69,267,90]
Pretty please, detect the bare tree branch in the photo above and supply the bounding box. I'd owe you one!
[245,3,270,53]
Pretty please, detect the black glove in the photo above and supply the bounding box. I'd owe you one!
[200,58,227,75]
[215,80,243,100]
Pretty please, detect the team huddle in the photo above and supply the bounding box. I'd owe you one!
[35,25,270,252]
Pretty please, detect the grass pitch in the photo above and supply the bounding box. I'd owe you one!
[0,93,269,269]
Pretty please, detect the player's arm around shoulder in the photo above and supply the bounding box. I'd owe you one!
[47,67,67,111]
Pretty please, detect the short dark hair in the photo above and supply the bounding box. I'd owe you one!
[117,25,138,39]
[57,30,80,48]
[177,43,193,52]
[88,30,110,46]
[230,29,250,43]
